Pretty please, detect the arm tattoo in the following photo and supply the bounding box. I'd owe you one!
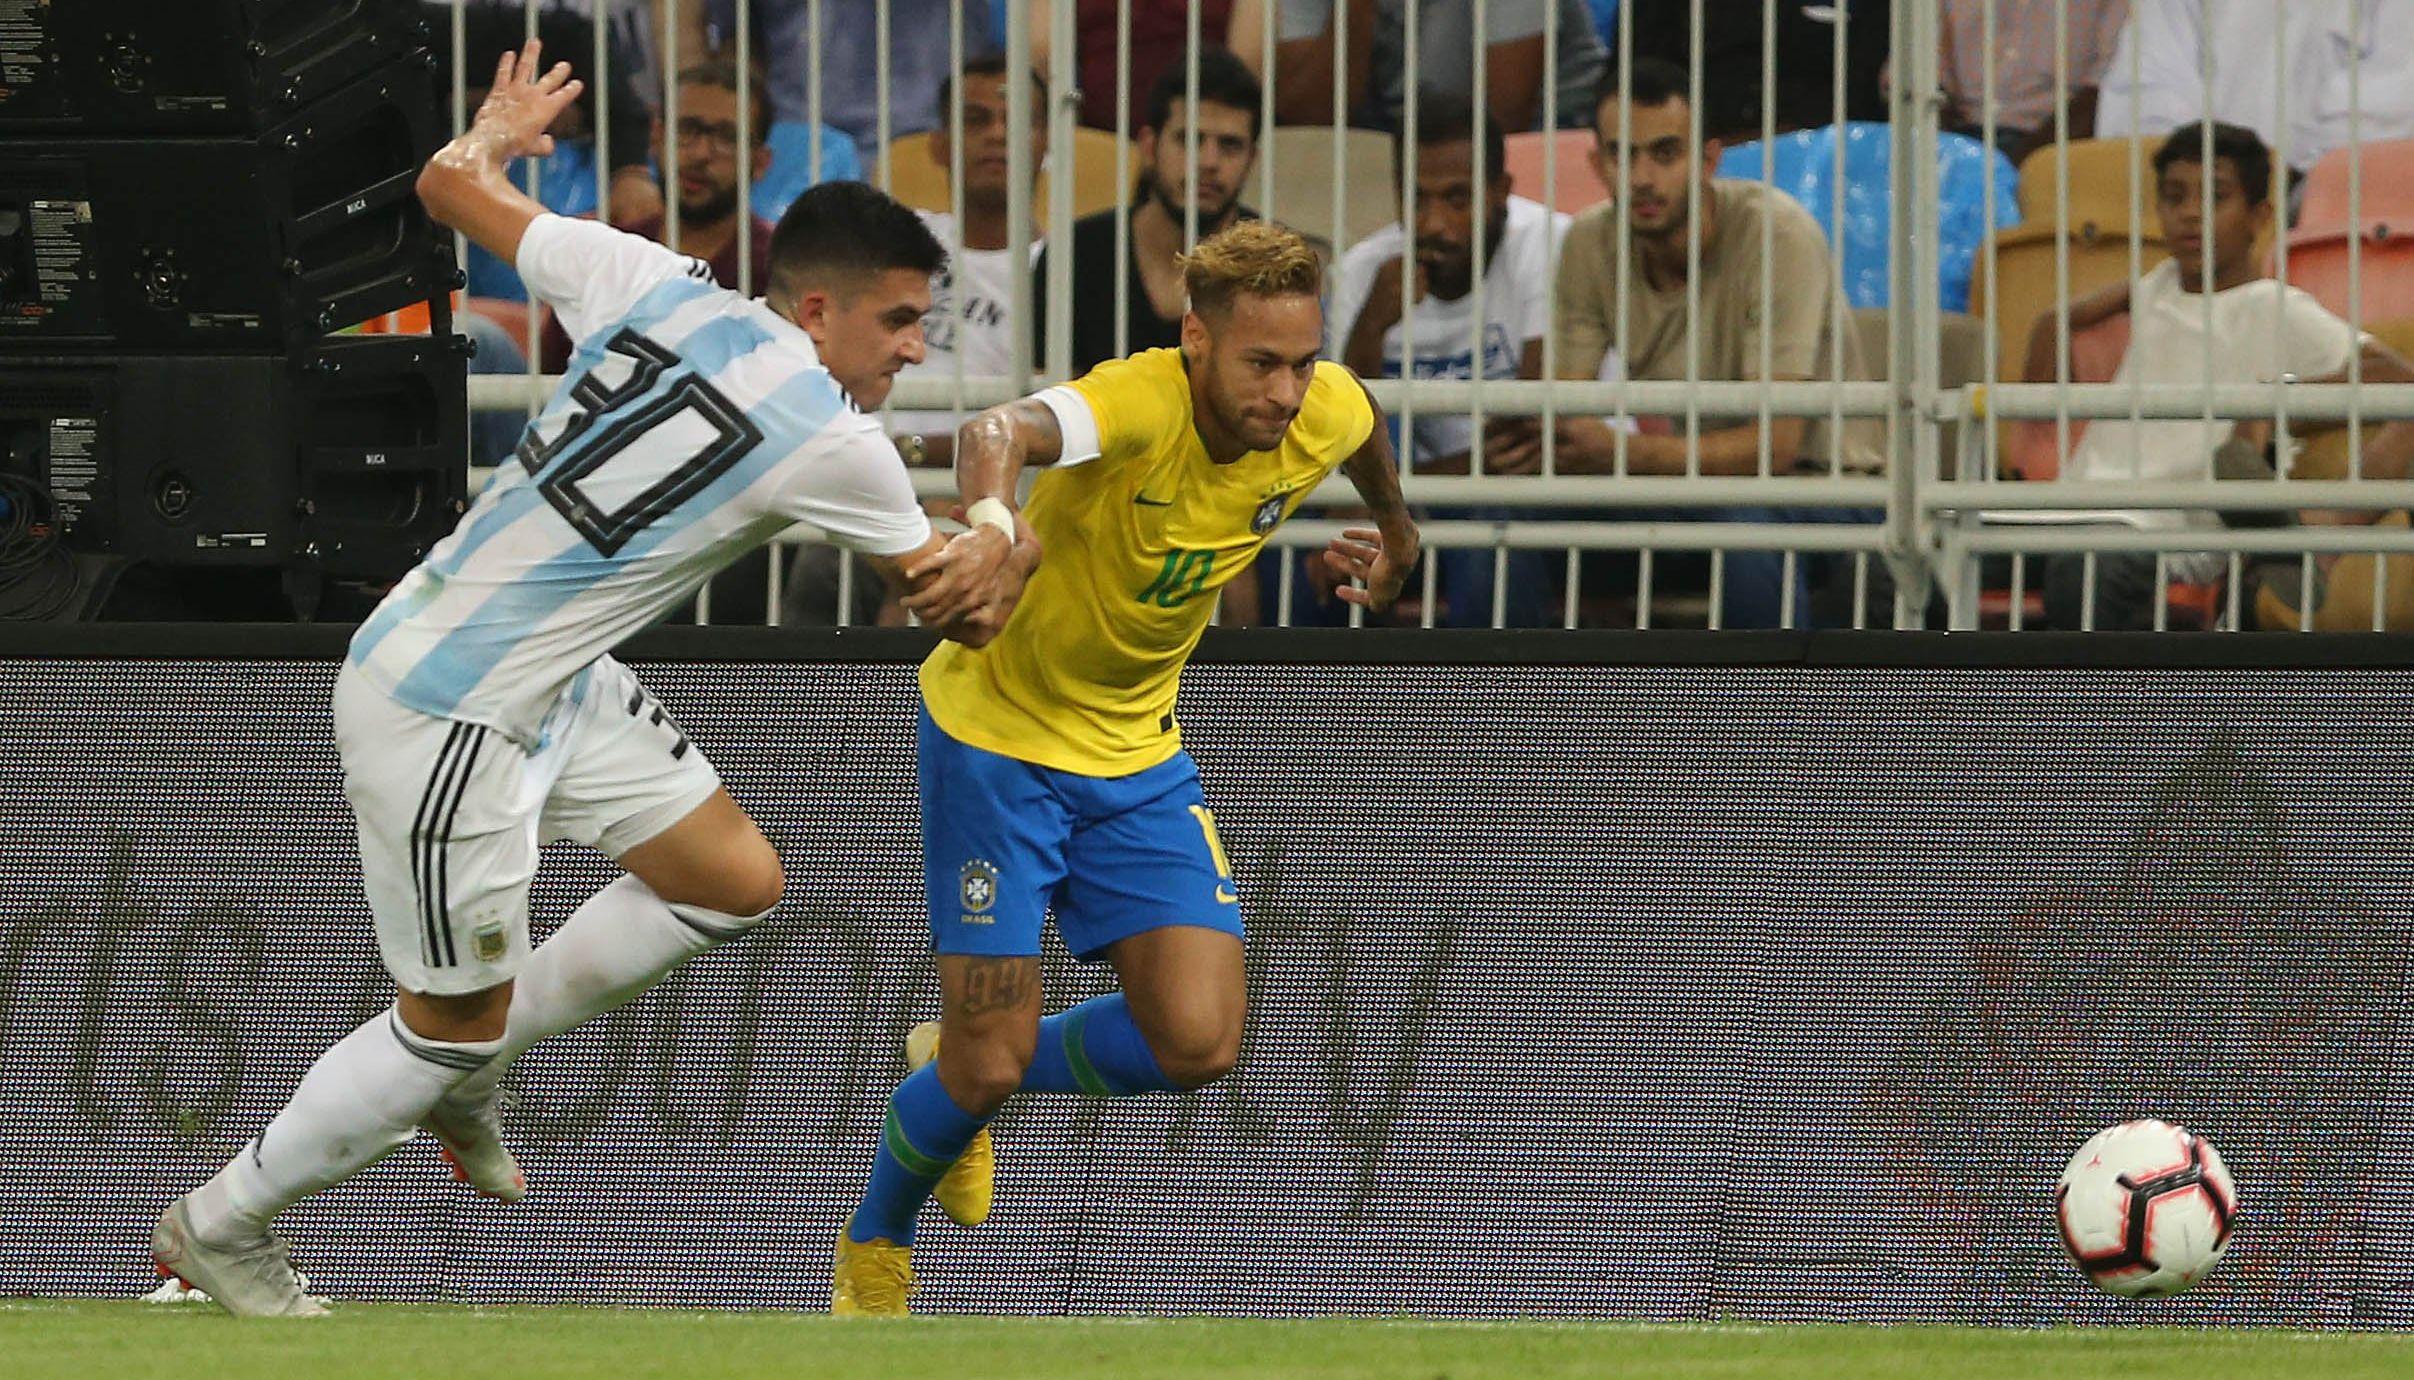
[954,956,1040,1017]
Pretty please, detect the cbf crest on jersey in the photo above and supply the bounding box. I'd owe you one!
[1251,493,1287,535]
[960,858,999,917]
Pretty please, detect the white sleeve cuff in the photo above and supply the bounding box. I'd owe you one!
[1036,386,1103,468]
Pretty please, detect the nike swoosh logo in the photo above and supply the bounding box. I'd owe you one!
[1134,494,1175,506]
[1215,886,1240,904]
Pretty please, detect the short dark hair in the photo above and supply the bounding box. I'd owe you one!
[2153,121,2274,206]
[937,54,1045,124]
[1141,47,1263,134]
[768,182,947,298]
[1593,55,1692,123]
[1397,90,1507,183]
[675,57,768,146]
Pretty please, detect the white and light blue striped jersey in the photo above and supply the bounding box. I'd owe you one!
[348,214,931,744]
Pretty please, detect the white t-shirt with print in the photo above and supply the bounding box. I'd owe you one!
[887,211,1042,440]
[1329,195,1569,466]
[2066,258,2363,575]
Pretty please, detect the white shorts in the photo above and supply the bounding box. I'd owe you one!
[334,655,723,996]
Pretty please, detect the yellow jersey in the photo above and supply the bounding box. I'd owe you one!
[921,347,1376,776]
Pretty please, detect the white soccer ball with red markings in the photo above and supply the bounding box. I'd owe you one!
[2055,1119,2238,1297]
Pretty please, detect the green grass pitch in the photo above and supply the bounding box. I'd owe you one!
[9,1302,2414,1379]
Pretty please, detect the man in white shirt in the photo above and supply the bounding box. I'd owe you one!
[2028,121,2414,629]
[1329,91,1568,625]
[150,41,1035,1316]
[2095,0,2414,172]
[787,55,1049,627]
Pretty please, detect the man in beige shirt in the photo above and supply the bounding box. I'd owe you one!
[1550,55,1882,627]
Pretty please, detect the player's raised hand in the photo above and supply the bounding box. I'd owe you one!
[471,39,584,161]
[1323,526,1414,611]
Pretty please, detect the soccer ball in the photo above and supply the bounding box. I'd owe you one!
[2054,1119,2238,1297]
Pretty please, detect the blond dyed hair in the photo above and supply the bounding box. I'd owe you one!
[1179,221,1323,319]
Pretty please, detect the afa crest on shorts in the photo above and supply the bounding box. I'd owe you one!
[1251,493,1287,535]
[960,858,999,915]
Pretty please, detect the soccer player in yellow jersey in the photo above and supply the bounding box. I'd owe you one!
[830,221,1421,1314]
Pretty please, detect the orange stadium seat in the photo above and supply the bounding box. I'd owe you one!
[2295,139,2414,234]
[2272,228,2414,327]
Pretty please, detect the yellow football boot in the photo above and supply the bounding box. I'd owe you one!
[904,1019,995,1226]
[830,1234,914,1316]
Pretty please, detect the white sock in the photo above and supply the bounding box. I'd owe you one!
[443,875,756,1106]
[186,1010,501,1244]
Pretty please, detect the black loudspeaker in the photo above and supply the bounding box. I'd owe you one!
[0,335,468,578]
[0,54,451,349]
[0,0,430,135]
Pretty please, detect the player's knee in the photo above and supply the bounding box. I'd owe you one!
[685,841,785,920]
[938,1033,1035,1115]
[1151,1026,1241,1090]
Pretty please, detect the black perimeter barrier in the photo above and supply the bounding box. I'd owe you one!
[3,627,2412,1325]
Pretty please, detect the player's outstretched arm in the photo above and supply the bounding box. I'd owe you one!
[416,39,585,267]
[1324,375,1422,612]
[897,398,1059,629]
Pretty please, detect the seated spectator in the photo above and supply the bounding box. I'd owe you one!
[1938,0,2128,163]
[539,58,778,371]
[2023,121,2414,630]
[2096,0,2414,173]
[689,0,1001,151]
[1034,48,1264,374]
[892,56,1049,460]
[1550,57,1883,629]
[1027,0,1272,131]
[1293,0,1593,133]
[1265,0,1373,124]
[1611,0,1889,143]
[1325,91,1570,626]
[786,56,1050,626]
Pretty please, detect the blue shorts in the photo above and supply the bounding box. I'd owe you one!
[919,707,1245,959]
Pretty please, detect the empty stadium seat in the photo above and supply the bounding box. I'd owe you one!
[2295,139,2414,235]
[1261,126,1404,260]
[2016,137,2161,239]
[2272,227,2414,327]
[1716,123,2019,312]
[1504,129,1609,214]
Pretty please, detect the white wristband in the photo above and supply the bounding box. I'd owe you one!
[966,496,1016,542]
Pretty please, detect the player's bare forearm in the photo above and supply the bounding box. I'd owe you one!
[1344,380,1420,563]
[955,397,1065,509]
[417,40,583,267]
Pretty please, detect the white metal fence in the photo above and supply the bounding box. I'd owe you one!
[438,0,2414,631]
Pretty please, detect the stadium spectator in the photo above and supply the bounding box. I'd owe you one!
[1033,48,1263,374]
[1346,0,1605,133]
[1264,0,1374,124]
[785,56,1051,627]
[1325,92,1569,626]
[539,58,777,373]
[1937,0,2130,163]
[1609,0,1890,143]
[1549,57,1882,629]
[1026,0,1274,132]
[2096,0,2414,173]
[2023,121,2414,631]
[686,0,1001,151]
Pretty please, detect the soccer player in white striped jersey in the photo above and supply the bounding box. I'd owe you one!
[150,41,1036,1317]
